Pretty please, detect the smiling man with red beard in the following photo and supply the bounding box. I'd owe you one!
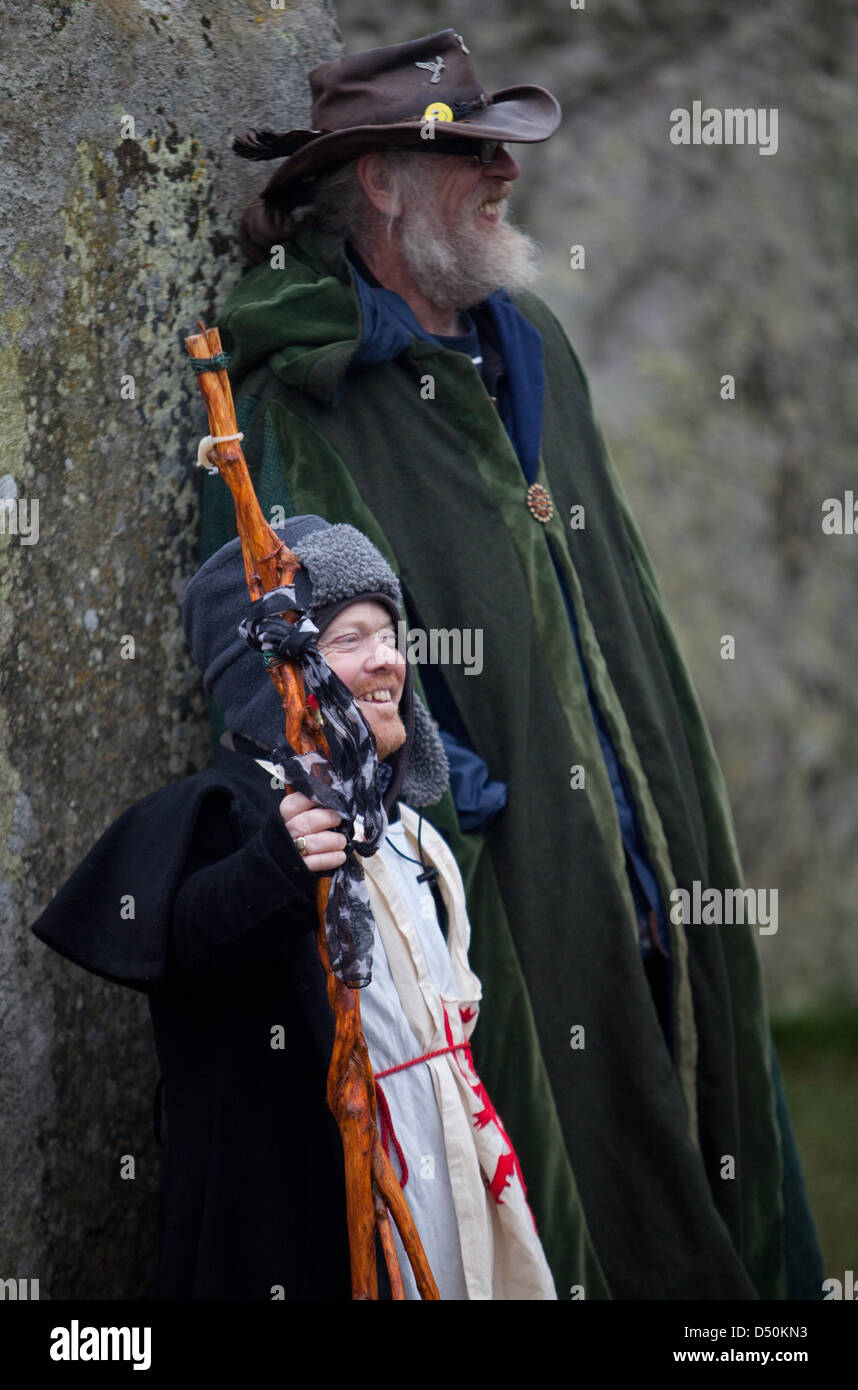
[201,28,823,1303]
[32,515,556,1300]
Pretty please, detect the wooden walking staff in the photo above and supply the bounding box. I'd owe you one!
[184,322,439,1302]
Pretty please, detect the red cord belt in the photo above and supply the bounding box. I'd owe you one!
[373,1040,473,1188]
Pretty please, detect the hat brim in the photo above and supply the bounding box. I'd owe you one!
[257,84,561,206]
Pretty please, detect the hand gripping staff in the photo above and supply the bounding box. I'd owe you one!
[185,322,439,1301]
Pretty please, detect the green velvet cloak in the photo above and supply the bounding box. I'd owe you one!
[199,226,812,1300]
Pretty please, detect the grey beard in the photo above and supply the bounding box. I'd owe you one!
[398,204,542,311]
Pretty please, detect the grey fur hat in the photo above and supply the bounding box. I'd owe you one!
[182,516,449,810]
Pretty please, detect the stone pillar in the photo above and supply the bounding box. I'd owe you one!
[0,0,339,1300]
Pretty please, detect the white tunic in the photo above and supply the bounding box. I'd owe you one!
[358,814,469,1299]
[257,760,556,1300]
[356,806,556,1301]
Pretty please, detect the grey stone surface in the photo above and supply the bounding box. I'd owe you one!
[0,0,340,1300]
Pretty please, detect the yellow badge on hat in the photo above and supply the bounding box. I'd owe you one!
[422,102,454,123]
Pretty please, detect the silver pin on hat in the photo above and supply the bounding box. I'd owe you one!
[415,56,445,83]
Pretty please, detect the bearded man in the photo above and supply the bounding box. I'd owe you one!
[200,29,822,1300]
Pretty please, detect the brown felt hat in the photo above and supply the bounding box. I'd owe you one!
[233,28,561,208]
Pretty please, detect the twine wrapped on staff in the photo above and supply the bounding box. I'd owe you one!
[185,321,439,1301]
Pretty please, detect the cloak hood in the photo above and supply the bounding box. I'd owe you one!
[219,230,362,402]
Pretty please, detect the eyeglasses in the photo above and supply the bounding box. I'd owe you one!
[401,138,506,165]
[470,139,505,165]
[318,626,399,658]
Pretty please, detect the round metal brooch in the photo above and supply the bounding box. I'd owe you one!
[526,483,554,523]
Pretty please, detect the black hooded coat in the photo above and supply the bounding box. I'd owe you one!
[34,742,355,1299]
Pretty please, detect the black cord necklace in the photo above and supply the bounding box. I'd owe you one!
[385,814,449,937]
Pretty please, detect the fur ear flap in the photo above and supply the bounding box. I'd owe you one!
[401,696,450,809]
[232,128,318,161]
